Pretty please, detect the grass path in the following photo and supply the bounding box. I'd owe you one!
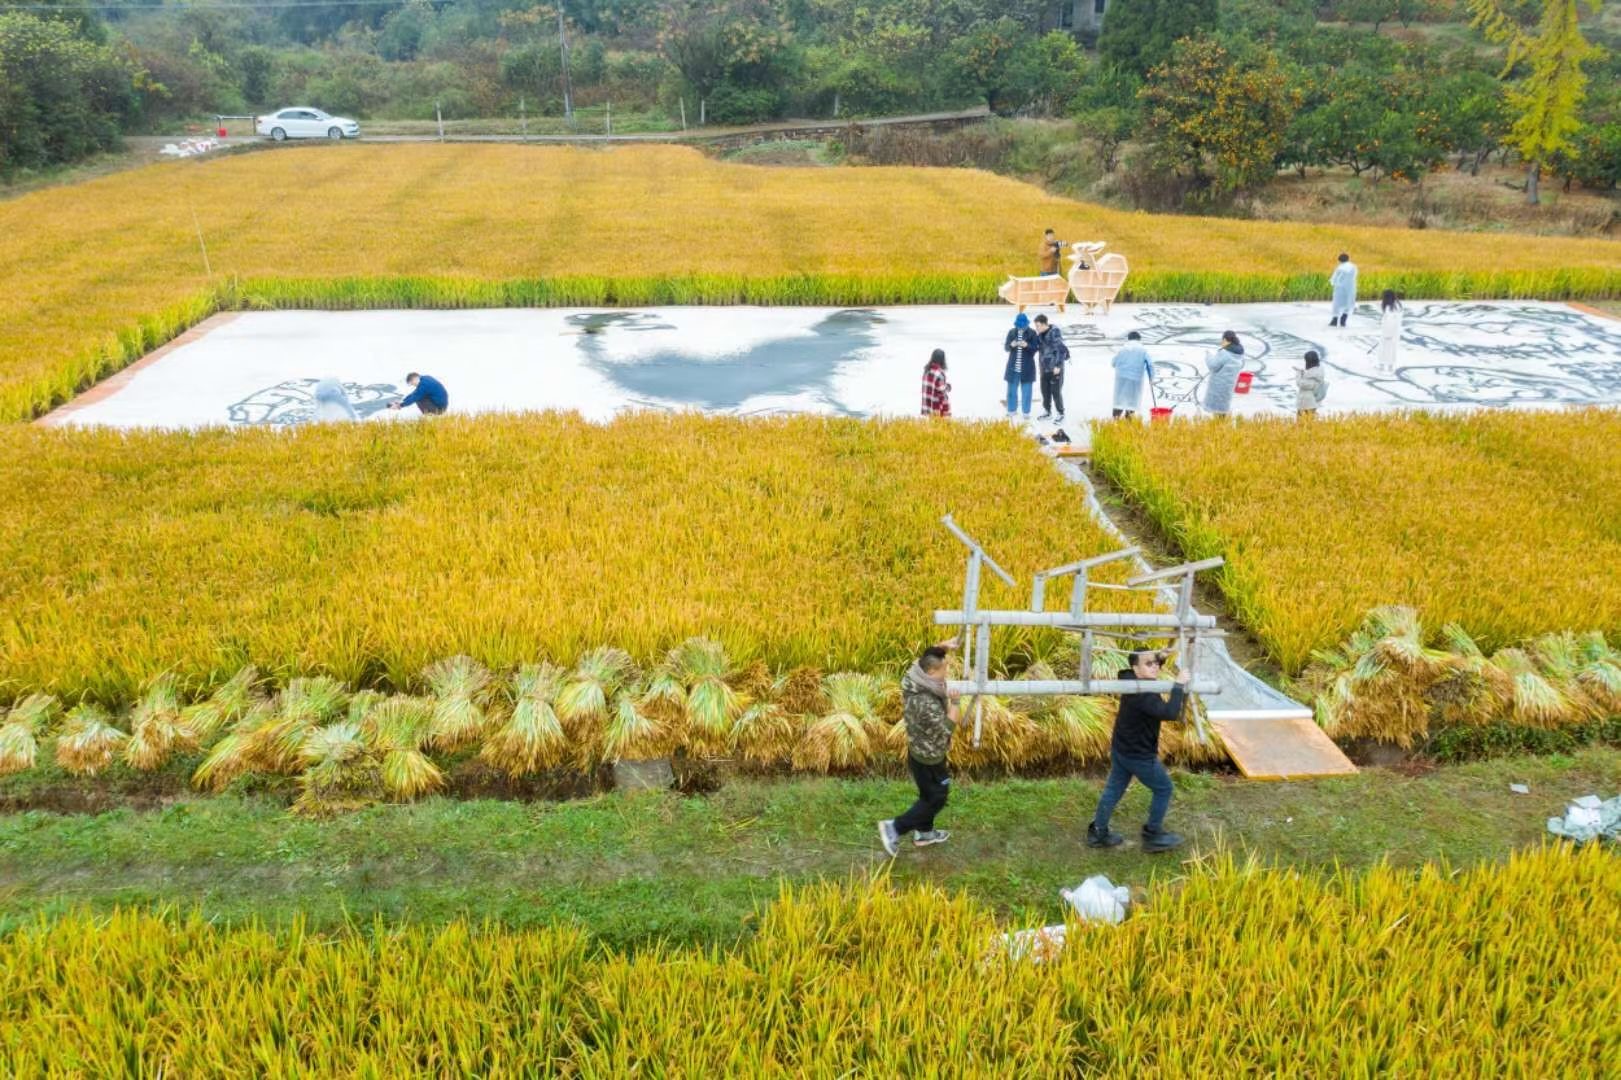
[3,748,1615,948]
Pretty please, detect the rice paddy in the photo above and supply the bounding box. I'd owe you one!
[0,413,1132,702]
[3,143,1619,421]
[0,846,1612,1073]
[1090,409,1621,675]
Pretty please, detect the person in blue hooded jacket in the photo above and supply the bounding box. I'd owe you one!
[390,372,449,415]
[1202,331,1245,417]
[1003,313,1038,419]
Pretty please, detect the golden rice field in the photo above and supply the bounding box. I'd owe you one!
[3,142,1620,421]
[1,847,1613,1074]
[0,413,1138,702]
[1090,409,1621,675]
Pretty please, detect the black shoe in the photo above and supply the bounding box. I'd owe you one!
[1052,428,1071,444]
[1087,822,1124,848]
[1141,827,1184,853]
[1037,411,1052,421]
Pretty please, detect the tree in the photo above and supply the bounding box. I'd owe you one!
[1468,0,1602,204]
[1139,37,1298,199]
[1098,0,1218,78]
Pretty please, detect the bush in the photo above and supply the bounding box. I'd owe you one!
[706,82,782,124]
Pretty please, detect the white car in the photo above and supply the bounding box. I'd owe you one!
[256,108,360,141]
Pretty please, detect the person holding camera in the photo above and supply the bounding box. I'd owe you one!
[1086,649,1191,854]
[1039,228,1064,276]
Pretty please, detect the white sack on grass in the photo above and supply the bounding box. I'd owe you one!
[1546,793,1621,844]
[1062,875,1132,926]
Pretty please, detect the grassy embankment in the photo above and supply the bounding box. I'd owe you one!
[3,142,1619,421]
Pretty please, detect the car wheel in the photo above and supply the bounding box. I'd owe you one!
[270,127,287,142]
[328,127,344,140]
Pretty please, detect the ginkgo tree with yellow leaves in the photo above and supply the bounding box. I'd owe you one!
[1469,0,1604,205]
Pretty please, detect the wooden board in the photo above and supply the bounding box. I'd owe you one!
[1209,712,1358,780]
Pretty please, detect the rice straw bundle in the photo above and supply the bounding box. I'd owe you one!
[54,703,129,776]
[253,676,350,772]
[124,675,192,771]
[178,666,262,746]
[1572,632,1621,714]
[950,696,1043,772]
[480,663,568,777]
[731,701,801,766]
[1031,694,1113,764]
[793,673,890,772]
[423,656,493,752]
[664,638,743,758]
[369,695,444,800]
[191,703,274,792]
[293,720,381,817]
[601,688,668,762]
[1492,648,1577,728]
[0,693,58,774]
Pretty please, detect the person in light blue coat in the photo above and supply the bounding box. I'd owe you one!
[1329,252,1358,327]
[1110,331,1155,419]
[1203,331,1245,417]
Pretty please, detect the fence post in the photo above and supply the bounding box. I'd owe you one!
[436,102,444,142]
[606,100,611,135]
[520,95,527,141]
[679,98,687,131]
[700,98,706,126]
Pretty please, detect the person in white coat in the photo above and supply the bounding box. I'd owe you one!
[1329,253,1358,327]
[1110,331,1155,419]
[311,377,359,421]
[1295,350,1327,419]
[1202,331,1245,417]
[1376,289,1402,372]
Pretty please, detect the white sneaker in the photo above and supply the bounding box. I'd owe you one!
[913,829,951,848]
[1054,414,1065,424]
[878,819,900,857]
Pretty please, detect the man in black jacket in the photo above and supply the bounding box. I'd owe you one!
[1087,650,1191,853]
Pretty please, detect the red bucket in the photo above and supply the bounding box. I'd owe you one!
[216,126,228,138]
[1150,407,1174,423]
[1234,371,1255,394]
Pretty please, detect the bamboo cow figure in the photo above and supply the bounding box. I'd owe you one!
[997,240,1130,315]
[1067,241,1129,315]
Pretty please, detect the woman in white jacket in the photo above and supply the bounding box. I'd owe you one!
[1295,350,1327,419]
[1377,289,1402,372]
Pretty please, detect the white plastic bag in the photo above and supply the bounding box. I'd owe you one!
[1061,874,1132,926]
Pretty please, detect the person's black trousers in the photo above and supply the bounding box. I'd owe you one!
[1040,370,1065,415]
[894,756,950,835]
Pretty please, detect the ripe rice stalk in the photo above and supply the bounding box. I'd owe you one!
[1492,648,1577,729]
[423,656,494,752]
[190,703,274,793]
[772,667,828,716]
[124,674,193,771]
[178,665,262,746]
[480,663,568,777]
[951,696,1044,772]
[53,704,129,777]
[1032,694,1113,763]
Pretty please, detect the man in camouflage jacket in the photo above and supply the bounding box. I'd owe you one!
[879,641,960,855]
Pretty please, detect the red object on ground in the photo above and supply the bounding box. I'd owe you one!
[217,126,228,138]
[1150,407,1174,423]
[1234,371,1255,394]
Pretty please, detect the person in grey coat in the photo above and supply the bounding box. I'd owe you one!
[1110,331,1155,419]
[1295,350,1327,419]
[1202,331,1245,417]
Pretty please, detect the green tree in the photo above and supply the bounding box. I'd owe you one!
[1098,0,1218,79]
[0,13,135,172]
[1468,0,1602,204]
[1139,37,1297,200]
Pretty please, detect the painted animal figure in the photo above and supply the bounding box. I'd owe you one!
[1068,242,1128,315]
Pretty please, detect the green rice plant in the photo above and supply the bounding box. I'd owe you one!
[368,695,444,800]
[52,703,129,776]
[480,663,568,777]
[124,674,190,771]
[178,665,262,745]
[423,655,493,752]
[0,693,58,774]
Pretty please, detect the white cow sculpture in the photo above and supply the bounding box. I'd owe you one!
[997,240,1129,315]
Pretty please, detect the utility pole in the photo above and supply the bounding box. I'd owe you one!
[557,7,574,129]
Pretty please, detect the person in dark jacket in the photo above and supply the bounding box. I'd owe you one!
[390,372,449,415]
[879,640,961,855]
[1087,649,1191,853]
[1032,314,1067,423]
[1004,314,1038,419]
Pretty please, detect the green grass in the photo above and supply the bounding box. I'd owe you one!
[3,748,1615,948]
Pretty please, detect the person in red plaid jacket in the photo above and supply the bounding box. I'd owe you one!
[921,349,951,417]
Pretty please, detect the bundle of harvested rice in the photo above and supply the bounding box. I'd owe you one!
[54,704,128,776]
[369,695,443,800]
[480,663,568,777]
[423,655,493,752]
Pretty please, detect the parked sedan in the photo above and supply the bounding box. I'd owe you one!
[256,108,360,141]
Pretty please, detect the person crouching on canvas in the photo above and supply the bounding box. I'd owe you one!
[390,372,449,415]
